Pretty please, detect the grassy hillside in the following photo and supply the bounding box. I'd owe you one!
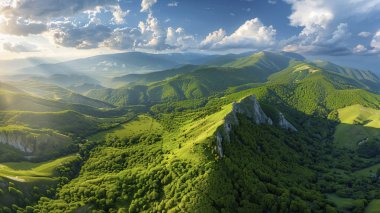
[0,155,82,210]
[10,81,115,108]
[223,51,293,70]
[311,60,380,92]
[89,51,298,106]
[0,110,133,137]
[0,155,78,182]
[113,65,202,84]
[88,115,164,142]
[333,105,380,157]
[30,97,336,212]
[0,87,124,117]
[3,51,380,212]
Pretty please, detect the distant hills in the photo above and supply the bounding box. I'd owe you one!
[87,51,380,106]
[3,52,253,87]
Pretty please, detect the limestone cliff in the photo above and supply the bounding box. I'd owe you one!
[215,95,297,157]
[0,126,72,156]
[278,112,297,132]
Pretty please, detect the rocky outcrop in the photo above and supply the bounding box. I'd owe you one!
[278,112,298,132]
[216,132,224,157]
[215,95,297,157]
[0,127,72,155]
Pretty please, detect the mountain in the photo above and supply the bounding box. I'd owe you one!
[90,51,380,108]
[112,51,299,85]
[15,52,256,86]
[17,52,185,79]
[3,51,380,212]
[9,81,114,108]
[0,57,63,75]
[31,93,333,212]
[311,60,380,91]
[68,83,106,94]
[112,64,202,84]
[89,51,298,105]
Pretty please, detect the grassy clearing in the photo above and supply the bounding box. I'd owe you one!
[365,199,380,213]
[353,162,380,177]
[338,104,380,128]
[0,155,78,182]
[334,105,380,149]
[88,115,163,141]
[326,194,355,211]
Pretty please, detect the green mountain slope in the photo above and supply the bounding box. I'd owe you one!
[9,81,114,108]
[3,51,380,212]
[88,52,299,106]
[112,65,201,84]
[30,96,335,212]
[311,60,380,91]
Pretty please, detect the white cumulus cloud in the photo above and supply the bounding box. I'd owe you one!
[201,18,276,50]
[370,31,380,52]
[353,44,368,53]
[283,0,380,56]
[141,0,157,12]
[358,31,372,38]
[200,28,226,49]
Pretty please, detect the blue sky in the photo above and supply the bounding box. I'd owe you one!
[0,0,380,71]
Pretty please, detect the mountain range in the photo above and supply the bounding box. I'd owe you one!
[1,51,380,212]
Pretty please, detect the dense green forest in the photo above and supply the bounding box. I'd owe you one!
[2,51,380,212]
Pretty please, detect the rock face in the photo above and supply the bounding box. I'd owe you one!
[0,128,72,155]
[215,95,297,157]
[278,112,298,132]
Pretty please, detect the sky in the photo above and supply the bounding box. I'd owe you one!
[0,0,380,71]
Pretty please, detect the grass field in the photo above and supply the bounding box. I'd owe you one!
[365,199,380,213]
[334,104,380,149]
[326,193,355,211]
[88,115,164,142]
[338,105,380,128]
[353,162,380,177]
[0,155,78,182]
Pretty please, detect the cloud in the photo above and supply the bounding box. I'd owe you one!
[2,42,40,52]
[102,27,142,50]
[268,0,277,4]
[353,44,368,53]
[351,31,380,55]
[51,23,112,49]
[141,0,157,12]
[168,2,179,7]
[283,0,380,56]
[365,31,380,54]
[110,5,129,24]
[286,0,380,35]
[0,0,122,36]
[200,28,226,49]
[358,31,372,38]
[286,0,334,36]
[201,18,276,50]
[165,27,196,49]
[103,13,189,51]
[1,0,119,19]
[282,23,351,56]
[0,18,47,36]
[143,13,167,49]
[371,31,380,50]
